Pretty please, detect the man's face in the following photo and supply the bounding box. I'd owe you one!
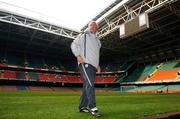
[88,22,97,34]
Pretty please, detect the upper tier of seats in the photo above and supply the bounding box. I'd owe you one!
[0,51,77,71]
[0,51,129,72]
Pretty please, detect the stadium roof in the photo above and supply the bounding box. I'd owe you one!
[0,0,179,62]
[0,0,118,31]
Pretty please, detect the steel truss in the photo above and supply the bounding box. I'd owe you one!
[0,11,79,39]
[97,0,177,38]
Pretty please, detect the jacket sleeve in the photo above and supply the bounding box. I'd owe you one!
[99,39,101,48]
[71,34,84,57]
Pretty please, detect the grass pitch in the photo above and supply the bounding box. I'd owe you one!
[0,90,180,119]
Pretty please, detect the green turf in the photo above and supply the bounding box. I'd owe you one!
[0,91,180,119]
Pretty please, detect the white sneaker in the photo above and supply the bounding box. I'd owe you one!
[90,107,101,117]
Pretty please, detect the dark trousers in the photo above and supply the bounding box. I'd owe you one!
[78,63,97,109]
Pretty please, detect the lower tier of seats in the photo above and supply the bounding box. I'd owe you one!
[0,70,116,83]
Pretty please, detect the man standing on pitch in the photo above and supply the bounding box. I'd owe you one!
[71,21,101,117]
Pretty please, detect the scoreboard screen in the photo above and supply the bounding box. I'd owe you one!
[119,13,149,38]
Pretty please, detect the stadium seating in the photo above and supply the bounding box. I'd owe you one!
[28,72,39,81]
[121,60,180,83]
[159,60,179,71]
[16,71,26,80]
[7,52,24,66]
[62,61,78,71]
[0,51,120,83]
[0,51,66,70]
[101,62,133,72]
[103,76,116,82]
[26,55,44,68]
[114,74,125,82]
[0,50,179,85]
[147,68,180,81]
[44,58,63,70]
[122,65,147,82]
[95,76,105,83]
[104,64,120,72]
[119,62,134,71]
[66,76,81,82]
[38,73,48,81]
[94,76,116,83]
[59,75,69,82]
[3,70,16,79]
[145,60,180,81]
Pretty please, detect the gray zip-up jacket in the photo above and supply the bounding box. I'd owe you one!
[71,31,101,68]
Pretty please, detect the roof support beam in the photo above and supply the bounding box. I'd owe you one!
[0,11,79,39]
[97,0,177,38]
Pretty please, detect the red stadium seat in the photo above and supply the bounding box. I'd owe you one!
[3,70,16,79]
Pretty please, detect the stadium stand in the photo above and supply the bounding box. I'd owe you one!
[38,73,48,81]
[0,51,129,84]
[123,66,146,82]
[0,49,179,92]
[95,76,116,83]
[147,69,180,81]
[16,71,25,80]
[0,0,179,93]
[7,52,24,66]
[28,72,39,81]
[44,58,63,70]
[120,60,180,83]
[103,63,120,72]
[116,59,180,93]
[1,53,179,86]
[4,70,16,79]
[145,60,180,81]
[62,61,78,71]
[26,55,44,68]
[120,63,158,82]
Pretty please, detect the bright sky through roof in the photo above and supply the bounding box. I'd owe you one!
[0,0,116,31]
